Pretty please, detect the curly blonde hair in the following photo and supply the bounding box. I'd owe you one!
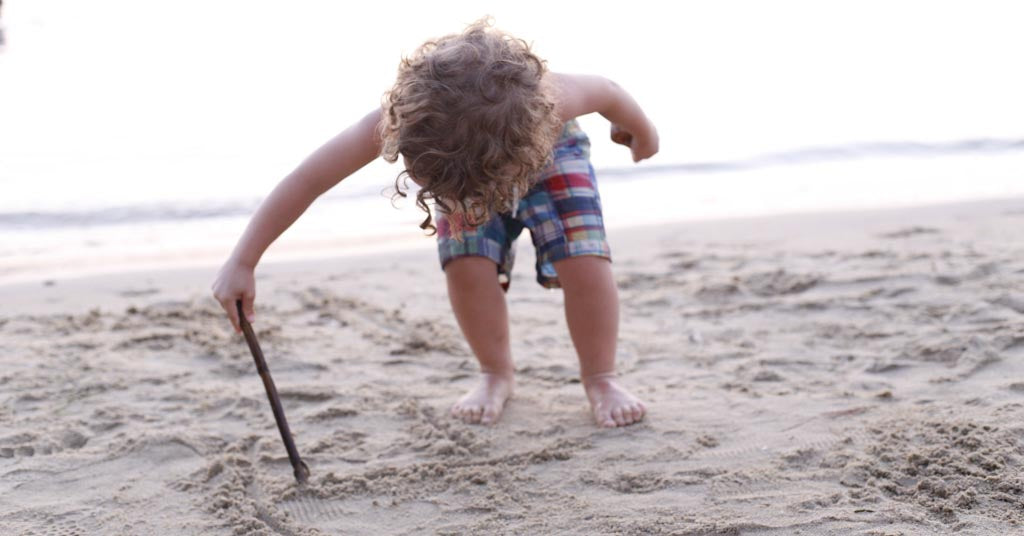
[379,18,561,234]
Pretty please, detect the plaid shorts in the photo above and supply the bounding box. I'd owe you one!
[436,120,611,290]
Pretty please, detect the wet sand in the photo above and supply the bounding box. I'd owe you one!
[1,198,1022,535]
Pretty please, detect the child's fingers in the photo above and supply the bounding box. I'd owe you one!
[230,309,241,333]
[610,126,633,146]
[631,143,656,163]
[219,297,241,333]
[212,291,239,332]
[211,273,248,333]
[632,147,646,163]
[242,292,256,323]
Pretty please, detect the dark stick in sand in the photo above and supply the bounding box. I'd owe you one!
[236,300,310,484]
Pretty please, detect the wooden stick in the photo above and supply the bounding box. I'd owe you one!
[237,300,310,484]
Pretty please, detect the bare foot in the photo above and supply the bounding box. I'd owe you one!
[451,372,514,425]
[583,373,646,428]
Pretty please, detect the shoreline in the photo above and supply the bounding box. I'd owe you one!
[3,194,1022,304]
[6,148,1024,287]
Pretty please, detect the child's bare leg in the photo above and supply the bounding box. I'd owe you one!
[445,256,515,425]
[553,256,646,427]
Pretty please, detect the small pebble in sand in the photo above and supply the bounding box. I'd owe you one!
[752,370,784,382]
[695,434,719,448]
[60,430,89,450]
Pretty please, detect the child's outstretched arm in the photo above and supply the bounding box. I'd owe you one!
[212,108,382,332]
[549,72,659,162]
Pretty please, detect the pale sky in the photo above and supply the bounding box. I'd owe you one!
[2,0,1023,212]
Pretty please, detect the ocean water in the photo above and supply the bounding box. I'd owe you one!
[2,145,1022,285]
[2,1,1023,283]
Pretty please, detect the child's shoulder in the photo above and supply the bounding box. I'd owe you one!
[547,72,620,122]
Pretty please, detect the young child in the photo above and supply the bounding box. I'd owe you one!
[212,20,658,428]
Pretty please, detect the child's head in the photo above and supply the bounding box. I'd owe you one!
[380,18,561,233]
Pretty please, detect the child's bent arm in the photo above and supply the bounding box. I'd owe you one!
[549,73,658,162]
[213,108,381,331]
[228,108,382,268]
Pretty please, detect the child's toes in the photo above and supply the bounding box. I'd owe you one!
[480,406,499,425]
[612,407,627,426]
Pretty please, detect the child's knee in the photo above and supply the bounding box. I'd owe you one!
[552,256,614,291]
[445,256,503,290]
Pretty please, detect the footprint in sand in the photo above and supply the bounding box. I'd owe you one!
[0,429,90,458]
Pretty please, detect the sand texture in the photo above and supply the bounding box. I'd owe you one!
[1,199,1023,535]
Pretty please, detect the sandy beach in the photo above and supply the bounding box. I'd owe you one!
[1,197,1023,535]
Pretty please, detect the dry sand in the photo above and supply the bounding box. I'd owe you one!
[1,198,1023,535]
